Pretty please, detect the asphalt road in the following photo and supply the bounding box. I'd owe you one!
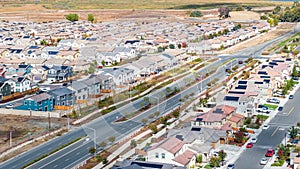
[234,87,300,169]
[0,30,296,169]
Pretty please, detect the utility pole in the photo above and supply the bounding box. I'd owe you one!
[48,112,51,131]
[9,131,12,147]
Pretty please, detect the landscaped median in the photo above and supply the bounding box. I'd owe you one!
[21,136,85,169]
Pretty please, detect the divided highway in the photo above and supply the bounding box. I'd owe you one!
[0,31,295,169]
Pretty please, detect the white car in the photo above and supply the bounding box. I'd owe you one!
[250,137,257,143]
[260,157,268,165]
[5,104,14,109]
[263,125,269,130]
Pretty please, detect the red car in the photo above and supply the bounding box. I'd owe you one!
[246,143,253,148]
[265,149,275,157]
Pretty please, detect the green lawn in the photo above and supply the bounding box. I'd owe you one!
[263,104,278,110]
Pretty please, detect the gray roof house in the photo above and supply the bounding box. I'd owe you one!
[68,80,89,103]
[48,86,75,109]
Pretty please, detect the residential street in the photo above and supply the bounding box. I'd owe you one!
[234,86,300,169]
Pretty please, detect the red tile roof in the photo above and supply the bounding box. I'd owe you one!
[173,150,196,166]
[228,113,244,123]
[151,137,184,154]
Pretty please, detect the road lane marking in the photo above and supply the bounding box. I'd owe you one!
[65,158,69,162]
[54,165,58,168]
[76,152,81,155]
[271,127,279,137]
[288,107,294,116]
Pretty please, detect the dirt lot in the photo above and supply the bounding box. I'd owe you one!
[220,23,295,54]
[0,114,68,160]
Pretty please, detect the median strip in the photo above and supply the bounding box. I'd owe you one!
[21,136,84,169]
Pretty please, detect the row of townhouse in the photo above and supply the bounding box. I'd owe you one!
[12,74,114,112]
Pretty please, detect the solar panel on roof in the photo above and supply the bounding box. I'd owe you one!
[254,81,264,84]
[191,127,201,131]
[235,85,247,90]
[131,162,163,169]
[228,91,245,94]
[260,76,270,79]
[238,80,247,84]
[224,96,239,101]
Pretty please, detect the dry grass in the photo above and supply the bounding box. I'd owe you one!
[220,23,295,54]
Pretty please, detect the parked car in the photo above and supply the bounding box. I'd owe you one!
[238,60,243,64]
[250,138,257,144]
[263,125,270,130]
[291,139,299,144]
[265,149,275,157]
[278,106,283,111]
[246,143,254,148]
[5,104,14,109]
[260,157,268,165]
[289,95,294,99]
[227,164,235,169]
[266,98,280,104]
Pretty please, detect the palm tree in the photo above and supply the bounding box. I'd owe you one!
[289,126,298,140]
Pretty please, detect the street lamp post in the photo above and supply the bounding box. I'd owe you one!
[85,126,96,156]
[152,95,160,113]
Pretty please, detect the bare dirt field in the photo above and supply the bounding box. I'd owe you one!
[0,114,68,161]
[220,23,295,54]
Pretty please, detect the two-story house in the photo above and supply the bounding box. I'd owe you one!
[16,93,54,112]
[191,105,241,129]
[7,76,31,93]
[46,65,73,83]
[48,86,75,110]
[68,80,89,104]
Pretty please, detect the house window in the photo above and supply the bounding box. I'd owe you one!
[161,153,165,159]
[155,153,159,158]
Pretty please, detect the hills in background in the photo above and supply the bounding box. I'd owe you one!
[0,0,292,10]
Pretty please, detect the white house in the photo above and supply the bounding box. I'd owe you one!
[7,76,31,93]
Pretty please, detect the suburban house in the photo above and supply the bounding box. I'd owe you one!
[46,65,73,83]
[82,75,102,98]
[68,80,89,104]
[7,76,32,93]
[101,67,134,86]
[16,93,54,112]
[167,126,227,162]
[191,105,244,129]
[0,77,11,100]
[147,137,186,166]
[48,86,75,110]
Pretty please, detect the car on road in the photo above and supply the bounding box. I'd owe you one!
[278,106,283,111]
[246,143,254,148]
[5,104,14,109]
[289,95,294,99]
[265,149,275,157]
[238,60,243,64]
[260,157,268,165]
[263,125,270,130]
[227,164,235,169]
[250,137,257,143]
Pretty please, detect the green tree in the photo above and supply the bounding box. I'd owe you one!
[189,11,203,17]
[141,118,148,124]
[234,131,244,143]
[169,44,175,49]
[40,39,48,45]
[177,43,182,49]
[130,140,137,148]
[99,141,107,148]
[210,157,220,167]
[89,147,96,156]
[66,13,79,22]
[108,136,115,143]
[292,65,298,77]
[218,150,227,165]
[289,126,298,139]
[273,5,282,14]
[196,154,202,163]
[88,14,94,22]
[148,123,158,133]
